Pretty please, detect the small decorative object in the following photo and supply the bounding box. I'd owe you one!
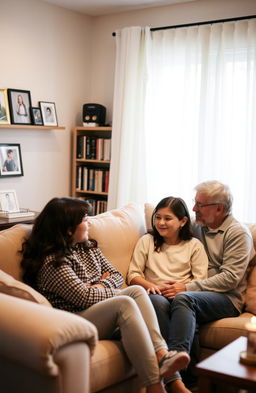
[7,88,32,125]
[0,189,19,212]
[31,107,43,126]
[0,88,10,124]
[0,189,35,219]
[0,143,24,177]
[240,316,256,365]
[39,101,58,126]
[83,103,106,127]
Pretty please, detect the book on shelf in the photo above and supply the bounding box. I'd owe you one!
[96,138,104,160]
[77,136,111,161]
[82,167,88,190]
[76,135,84,158]
[76,165,109,193]
[83,198,108,215]
[76,166,82,189]
[103,139,111,161]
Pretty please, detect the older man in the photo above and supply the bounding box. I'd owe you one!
[150,181,255,391]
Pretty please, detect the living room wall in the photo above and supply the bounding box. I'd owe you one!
[0,0,93,211]
[1,0,255,212]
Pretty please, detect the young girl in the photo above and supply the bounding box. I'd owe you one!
[127,197,208,391]
[20,197,190,393]
[127,196,208,294]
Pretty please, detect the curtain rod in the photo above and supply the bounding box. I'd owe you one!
[112,14,256,36]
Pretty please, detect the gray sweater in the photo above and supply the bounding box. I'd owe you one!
[187,215,255,312]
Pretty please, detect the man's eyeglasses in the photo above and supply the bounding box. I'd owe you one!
[193,201,220,209]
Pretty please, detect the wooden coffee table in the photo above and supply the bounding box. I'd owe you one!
[196,336,256,393]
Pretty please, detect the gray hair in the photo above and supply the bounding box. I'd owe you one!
[195,180,233,214]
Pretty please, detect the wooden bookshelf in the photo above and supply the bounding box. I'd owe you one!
[72,126,112,215]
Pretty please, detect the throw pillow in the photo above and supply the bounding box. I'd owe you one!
[0,223,32,280]
[0,269,52,307]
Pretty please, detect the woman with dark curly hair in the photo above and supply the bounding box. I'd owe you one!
[21,197,190,393]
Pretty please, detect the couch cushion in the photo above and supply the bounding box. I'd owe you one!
[90,340,135,392]
[89,204,146,283]
[0,224,32,280]
[0,269,51,307]
[199,312,252,350]
[244,224,256,314]
[245,264,256,314]
[144,203,154,232]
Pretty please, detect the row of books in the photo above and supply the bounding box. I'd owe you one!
[85,198,108,215]
[76,166,109,193]
[77,136,111,161]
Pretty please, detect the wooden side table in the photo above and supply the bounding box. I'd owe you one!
[0,213,38,231]
[196,336,256,393]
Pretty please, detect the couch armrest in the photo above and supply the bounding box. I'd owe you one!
[0,293,98,376]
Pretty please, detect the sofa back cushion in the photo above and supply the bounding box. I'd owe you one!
[0,223,51,307]
[245,224,256,314]
[89,204,146,283]
[0,224,31,280]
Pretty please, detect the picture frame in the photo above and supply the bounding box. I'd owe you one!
[0,143,24,177]
[7,88,32,125]
[39,101,58,126]
[0,88,10,124]
[31,106,43,126]
[0,189,19,212]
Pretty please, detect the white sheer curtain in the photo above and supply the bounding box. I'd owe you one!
[108,26,150,209]
[109,19,256,222]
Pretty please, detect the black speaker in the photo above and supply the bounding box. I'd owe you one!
[83,103,106,126]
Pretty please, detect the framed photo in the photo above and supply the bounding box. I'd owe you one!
[0,143,24,177]
[7,88,32,125]
[39,101,58,126]
[0,189,19,212]
[0,88,10,124]
[31,107,43,126]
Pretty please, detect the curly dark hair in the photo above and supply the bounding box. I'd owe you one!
[20,197,95,288]
[150,196,192,252]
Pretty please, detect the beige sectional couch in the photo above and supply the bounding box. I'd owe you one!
[0,203,256,393]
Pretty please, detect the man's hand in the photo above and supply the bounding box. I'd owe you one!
[159,281,186,299]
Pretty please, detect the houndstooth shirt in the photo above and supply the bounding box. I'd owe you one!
[36,242,124,312]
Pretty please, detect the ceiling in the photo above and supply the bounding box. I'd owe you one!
[40,0,195,16]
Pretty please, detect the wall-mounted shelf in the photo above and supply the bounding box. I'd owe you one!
[0,124,65,130]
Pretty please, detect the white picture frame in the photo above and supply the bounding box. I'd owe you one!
[0,189,19,212]
[39,101,58,126]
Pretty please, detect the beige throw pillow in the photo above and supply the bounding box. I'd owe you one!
[0,223,32,280]
[0,269,52,307]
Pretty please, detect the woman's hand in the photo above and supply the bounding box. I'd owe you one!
[100,272,110,280]
[84,272,111,289]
